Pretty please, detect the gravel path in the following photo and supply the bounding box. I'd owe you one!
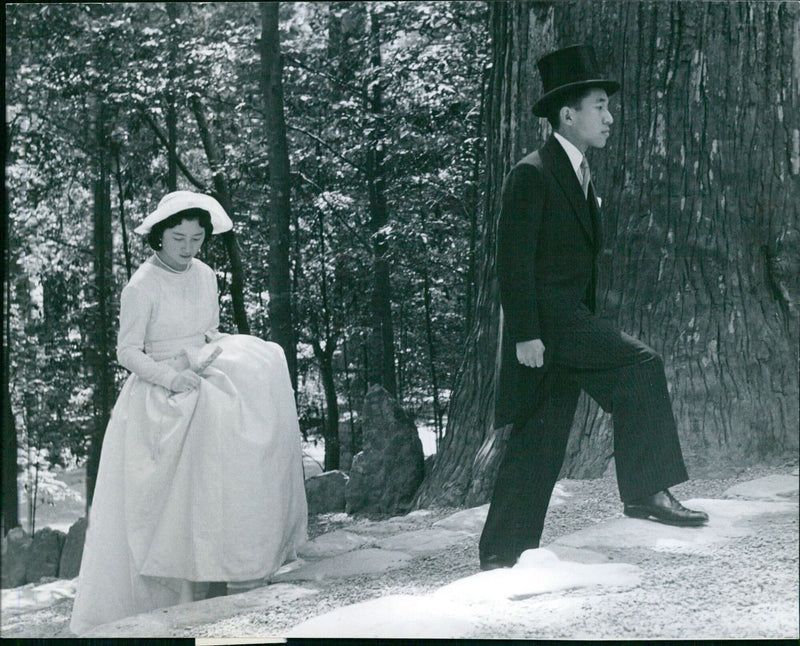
[2,461,797,639]
[196,462,799,638]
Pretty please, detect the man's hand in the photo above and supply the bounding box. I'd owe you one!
[516,339,545,368]
[170,369,202,393]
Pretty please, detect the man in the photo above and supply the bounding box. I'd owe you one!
[479,44,708,571]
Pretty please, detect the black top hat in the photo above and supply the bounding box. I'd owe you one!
[532,44,620,118]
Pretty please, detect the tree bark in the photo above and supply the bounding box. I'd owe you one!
[421,212,444,446]
[190,95,250,335]
[555,0,800,475]
[112,145,132,280]
[87,99,115,508]
[2,124,20,533]
[415,0,799,508]
[365,7,397,396]
[311,204,340,471]
[466,63,489,334]
[165,3,179,191]
[261,2,297,388]
[314,340,340,471]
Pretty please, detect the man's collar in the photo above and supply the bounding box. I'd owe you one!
[553,131,584,178]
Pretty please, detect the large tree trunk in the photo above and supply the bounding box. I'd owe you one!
[87,100,115,508]
[261,2,297,388]
[365,7,397,396]
[556,0,800,476]
[416,0,799,509]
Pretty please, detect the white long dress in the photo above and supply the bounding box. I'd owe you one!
[70,256,308,636]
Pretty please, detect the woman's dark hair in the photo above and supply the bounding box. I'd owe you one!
[545,85,596,129]
[147,208,213,250]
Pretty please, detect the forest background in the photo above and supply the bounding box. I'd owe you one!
[3,1,798,535]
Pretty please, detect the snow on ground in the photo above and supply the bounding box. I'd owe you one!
[285,546,642,638]
[2,578,78,617]
[286,594,478,638]
[18,467,86,534]
[435,548,641,603]
[284,543,642,638]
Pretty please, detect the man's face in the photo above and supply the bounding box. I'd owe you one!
[561,88,614,152]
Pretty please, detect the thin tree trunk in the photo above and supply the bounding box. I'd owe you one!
[365,7,397,396]
[342,335,358,457]
[261,2,297,387]
[314,342,340,472]
[112,147,132,280]
[420,211,443,446]
[2,131,19,532]
[166,3,179,191]
[87,99,115,509]
[313,204,340,470]
[422,258,443,448]
[190,95,250,335]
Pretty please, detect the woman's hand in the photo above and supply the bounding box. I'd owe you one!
[170,369,202,393]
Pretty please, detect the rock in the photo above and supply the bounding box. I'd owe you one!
[297,530,372,558]
[374,528,468,554]
[338,421,355,472]
[305,470,349,514]
[1,527,31,588]
[273,548,413,582]
[58,517,87,579]
[302,453,324,480]
[345,385,424,515]
[26,527,66,583]
[433,505,489,534]
[723,475,799,501]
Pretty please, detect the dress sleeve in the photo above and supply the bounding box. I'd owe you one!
[116,283,180,389]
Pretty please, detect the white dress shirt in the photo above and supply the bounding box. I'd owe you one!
[553,131,586,184]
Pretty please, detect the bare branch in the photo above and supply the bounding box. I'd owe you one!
[138,108,207,190]
[287,124,366,174]
[294,172,372,251]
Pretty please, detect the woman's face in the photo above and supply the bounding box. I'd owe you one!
[158,218,206,270]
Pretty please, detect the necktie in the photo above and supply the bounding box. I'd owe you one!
[580,156,591,198]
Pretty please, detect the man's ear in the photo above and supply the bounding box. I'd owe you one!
[560,105,572,125]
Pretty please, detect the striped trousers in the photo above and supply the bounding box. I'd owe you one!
[479,315,689,563]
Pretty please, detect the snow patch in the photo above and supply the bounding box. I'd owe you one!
[286,594,477,638]
[434,548,640,604]
[1,578,78,616]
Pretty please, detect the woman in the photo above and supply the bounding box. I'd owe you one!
[70,191,307,635]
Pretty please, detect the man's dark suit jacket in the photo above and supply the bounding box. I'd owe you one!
[494,135,603,429]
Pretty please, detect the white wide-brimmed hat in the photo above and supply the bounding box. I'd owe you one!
[135,191,233,235]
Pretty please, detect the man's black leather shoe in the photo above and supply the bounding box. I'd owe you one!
[623,489,709,526]
[479,554,517,571]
